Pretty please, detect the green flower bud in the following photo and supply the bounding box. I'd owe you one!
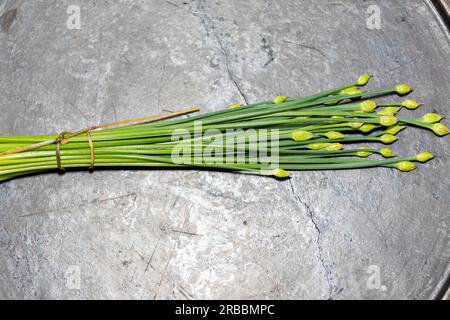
[379,115,398,127]
[415,152,434,163]
[322,131,346,140]
[273,168,291,178]
[379,148,394,158]
[394,161,416,172]
[324,100,340,105]
[420,113,443,124]
[431,123,449,136]
[340,87,363,95]
[307,143,330,150]
[377,109,393,116]
[325,143,343,151]
[395,84,412,95]
[385,107,400,114]
[227,103,241,109]
[359,100,377,112]
[359,124,378,133]
[292,130,314,141]
[356,146,372,157]
[401,99,420,110]
[349,122,364,129]
[273,96,287,104]
[355,74,371,86]
[379,134,397,144]
[385,125,406,135]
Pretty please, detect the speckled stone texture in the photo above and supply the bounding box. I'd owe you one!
[0,0,449,299]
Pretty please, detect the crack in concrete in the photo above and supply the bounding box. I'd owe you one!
[282,39,327,59]
[165,0,249,104]
[196,0,249,104]
[288,179,335,299]
[261,36,275,68]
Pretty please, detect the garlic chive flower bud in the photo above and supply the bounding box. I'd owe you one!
[401,99,420,110]
[415,152,434,163]
[340,87,363,95]
[377,107,400,116]
[379,115,398,127]
[292,130,314,141]
[377,109,393,116]
[379,134,397,144]
[359,124,378,133]
[379,107,401,115]
[322,131,346,140]
[325,100,339,106]
[379,148,394,158]
[349,122,364,129]
[359,100,377,112]
[355,74,371,86]
[420,113,443,124]
[227,103,241,109]
[273,168,291,178]
[431,123,450,136]
[387,107,400,113]
[273,96,287,104]
[385,125,406,135]
[356,146,372,157]
[307,143,330,150]
[394,161,416,172]
[325,143,343,151]
[395,84,412,95]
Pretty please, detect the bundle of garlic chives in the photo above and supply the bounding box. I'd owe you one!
[0,74,448,183]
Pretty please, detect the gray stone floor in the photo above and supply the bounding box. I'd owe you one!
[0,0,449,299]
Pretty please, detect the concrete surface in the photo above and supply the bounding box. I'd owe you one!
[0,0,449,299]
